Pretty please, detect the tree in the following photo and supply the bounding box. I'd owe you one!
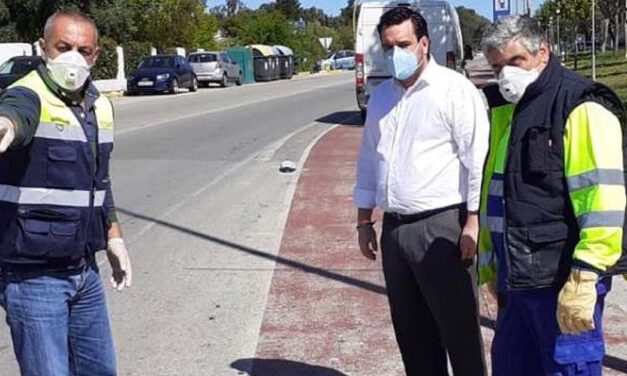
[91,0,138,44]
[0,0,133,43]
[291,22,336,71]
[598,0,622,52]
[227,0,242,16]
[229,9,293,45]
[536,0,593,48]
[456,6,490,49]
[339,0,355,27]
[134,0,218,51]
[301,7,327,26]
[335,24,355,50]
[0,0,19,43]
[275,0,301,21]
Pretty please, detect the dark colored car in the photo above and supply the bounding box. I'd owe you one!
[127,55,198,95]
[0,56,44,89]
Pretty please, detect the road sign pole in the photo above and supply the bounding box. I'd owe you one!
[592,0,596,80]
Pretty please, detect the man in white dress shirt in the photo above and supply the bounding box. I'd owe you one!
[353,7,489,376]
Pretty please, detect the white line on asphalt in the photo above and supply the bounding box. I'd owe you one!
[115,80,352,136]
[96,110,359,285]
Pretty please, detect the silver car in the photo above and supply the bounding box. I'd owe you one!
[188,52,242,87]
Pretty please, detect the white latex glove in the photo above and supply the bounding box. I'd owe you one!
[106,238,132,291]
[0,117,16,153]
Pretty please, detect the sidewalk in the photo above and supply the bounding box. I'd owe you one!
[250,124,627,375]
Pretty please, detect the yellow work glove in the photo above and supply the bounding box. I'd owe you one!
[556,269,598,334]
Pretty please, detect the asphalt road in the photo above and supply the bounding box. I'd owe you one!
[0,71,358,376]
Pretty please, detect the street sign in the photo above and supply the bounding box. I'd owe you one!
[318,37,333,51]
[493,0,511,21]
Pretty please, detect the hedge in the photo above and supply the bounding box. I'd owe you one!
[91,36,118,80]
[91,38,153,80]
[122,41,153,76]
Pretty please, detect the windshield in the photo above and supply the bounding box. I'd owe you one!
[139,56,175,69]
[0,60,14,74]
[188,54,217,63]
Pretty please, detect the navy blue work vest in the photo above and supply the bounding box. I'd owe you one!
[0,71,114,267]
[486,56,627,289]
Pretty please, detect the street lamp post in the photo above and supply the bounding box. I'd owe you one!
[550,16,554,48]
[592,0,596,80]
[556,7,561,55]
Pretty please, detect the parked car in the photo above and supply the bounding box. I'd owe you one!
[0,56,44,89]
[314,50,356,72]
[188,51,242,87]
[127,55,197,95]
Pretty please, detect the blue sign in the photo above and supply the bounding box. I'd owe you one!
[493,0,511,21]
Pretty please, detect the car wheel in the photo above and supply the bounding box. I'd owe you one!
[220,74,228,88]
[235,74,242,86]
[190,77,198,92]
[171,78,179,94]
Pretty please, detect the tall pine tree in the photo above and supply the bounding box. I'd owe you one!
[276,0,301,21]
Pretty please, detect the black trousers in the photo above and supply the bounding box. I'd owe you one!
[381,206,486,376]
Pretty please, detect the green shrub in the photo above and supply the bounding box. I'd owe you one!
[92,36,118,80]
[122,41,153,76]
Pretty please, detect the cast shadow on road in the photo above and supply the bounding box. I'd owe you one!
[116,207,627,374]
[117,207,386,296]
[603,355,627,373]
[231,358,349,376]
[316,111,363,127]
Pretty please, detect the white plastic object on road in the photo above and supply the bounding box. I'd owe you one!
[279,160,297,173]
[0,116,16,153]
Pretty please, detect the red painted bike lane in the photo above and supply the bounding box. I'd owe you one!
[251,124,627,376]
[252,125,403,375]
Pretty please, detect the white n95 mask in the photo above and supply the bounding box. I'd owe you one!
[498,65,539,104]
[47,51,91,92]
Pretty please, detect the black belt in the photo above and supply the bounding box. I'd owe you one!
[0,253,95,275]
[385,203,465,223]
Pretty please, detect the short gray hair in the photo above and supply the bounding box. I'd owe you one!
[481,15,545,55]
[43,10,98,42]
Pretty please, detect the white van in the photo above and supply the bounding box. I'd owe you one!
[0,43,33,67]
[354,1,463,120]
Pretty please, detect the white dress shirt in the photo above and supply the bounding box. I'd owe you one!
[354,59,489,214]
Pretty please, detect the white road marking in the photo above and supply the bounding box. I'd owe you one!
[97,110,358,267]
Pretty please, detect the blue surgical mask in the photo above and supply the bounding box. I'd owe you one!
[386,45,421,81]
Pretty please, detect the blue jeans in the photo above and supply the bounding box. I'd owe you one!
[492,278,610,376]
[0,264,116,376]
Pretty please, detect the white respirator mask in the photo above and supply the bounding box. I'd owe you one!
[46,50,91,92]
[497,65,540,104]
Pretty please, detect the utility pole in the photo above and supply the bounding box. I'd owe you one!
[592,0,596,80]
[556,7,561,56]
[550,16,554,47]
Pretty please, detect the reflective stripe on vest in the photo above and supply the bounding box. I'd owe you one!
[0,184,106,207]
[2,71,114,206]
[11,71,114,146]
[478,104,514,285]
[35,121,88,142]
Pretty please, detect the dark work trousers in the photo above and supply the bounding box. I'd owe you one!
[380,205,486,376]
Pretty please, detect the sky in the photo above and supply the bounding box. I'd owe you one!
[205,0,546,20]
